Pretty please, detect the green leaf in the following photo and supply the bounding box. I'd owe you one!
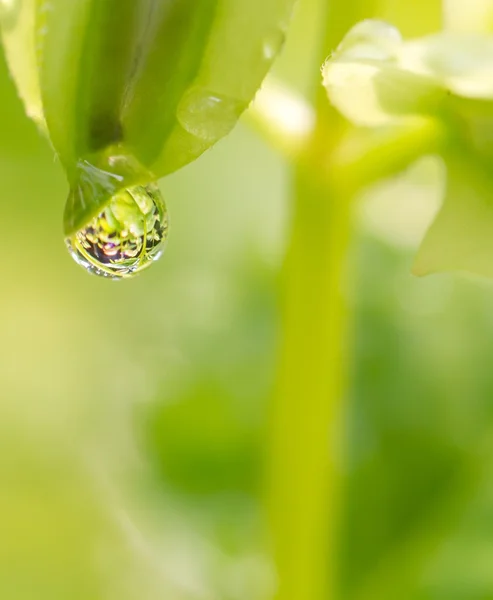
[0,0,44,129]
[122,0,295,177]
[413,153,493,279]
[39,0,144,175]
[1,0,295,232]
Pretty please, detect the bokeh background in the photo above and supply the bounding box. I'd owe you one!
[2,1,493,599]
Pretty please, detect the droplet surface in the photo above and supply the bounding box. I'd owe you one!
[177,88,245,142]
[66,183,168,279]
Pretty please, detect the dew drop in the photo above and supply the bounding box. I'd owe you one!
[177,88,245,143]
[262,29,286,61]
[65,183,168,279]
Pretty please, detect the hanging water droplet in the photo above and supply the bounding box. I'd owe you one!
[262,29,286,61]
[65,182,168,279]
[177,88,245,143]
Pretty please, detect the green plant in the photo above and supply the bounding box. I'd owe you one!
[1,0,295,275]
[3,1,493,600]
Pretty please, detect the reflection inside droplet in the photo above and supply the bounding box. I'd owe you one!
[66,183,168,279]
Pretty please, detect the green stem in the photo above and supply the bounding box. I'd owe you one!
[268,164,351,600]
[263,4,447,599]
[267,2,379,600]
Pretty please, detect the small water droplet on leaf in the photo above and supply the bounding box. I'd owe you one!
[177,88,245,142]
[66,183,168,279]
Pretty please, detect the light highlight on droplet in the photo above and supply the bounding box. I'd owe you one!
[65,183,168,279]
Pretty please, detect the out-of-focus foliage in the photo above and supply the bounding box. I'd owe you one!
[1,0,493,600]
[322,15,493,279]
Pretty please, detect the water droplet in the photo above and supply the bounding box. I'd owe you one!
[177,88,245,143]
[66,183,168,279]
[262,29,286,61]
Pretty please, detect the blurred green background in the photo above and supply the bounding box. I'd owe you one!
[2,0,493,599]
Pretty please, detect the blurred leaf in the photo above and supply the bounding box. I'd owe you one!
[322,19,493,280]
[145,383,260,496]
[0,0,44,128]
[322,19,493,127]
[321,20,445,126]
[413,153,493,279]
[339,233,493,600]
[140,263,277,498]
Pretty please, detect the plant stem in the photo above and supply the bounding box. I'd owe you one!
[268,162,351,600]
[267,2,379,600]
